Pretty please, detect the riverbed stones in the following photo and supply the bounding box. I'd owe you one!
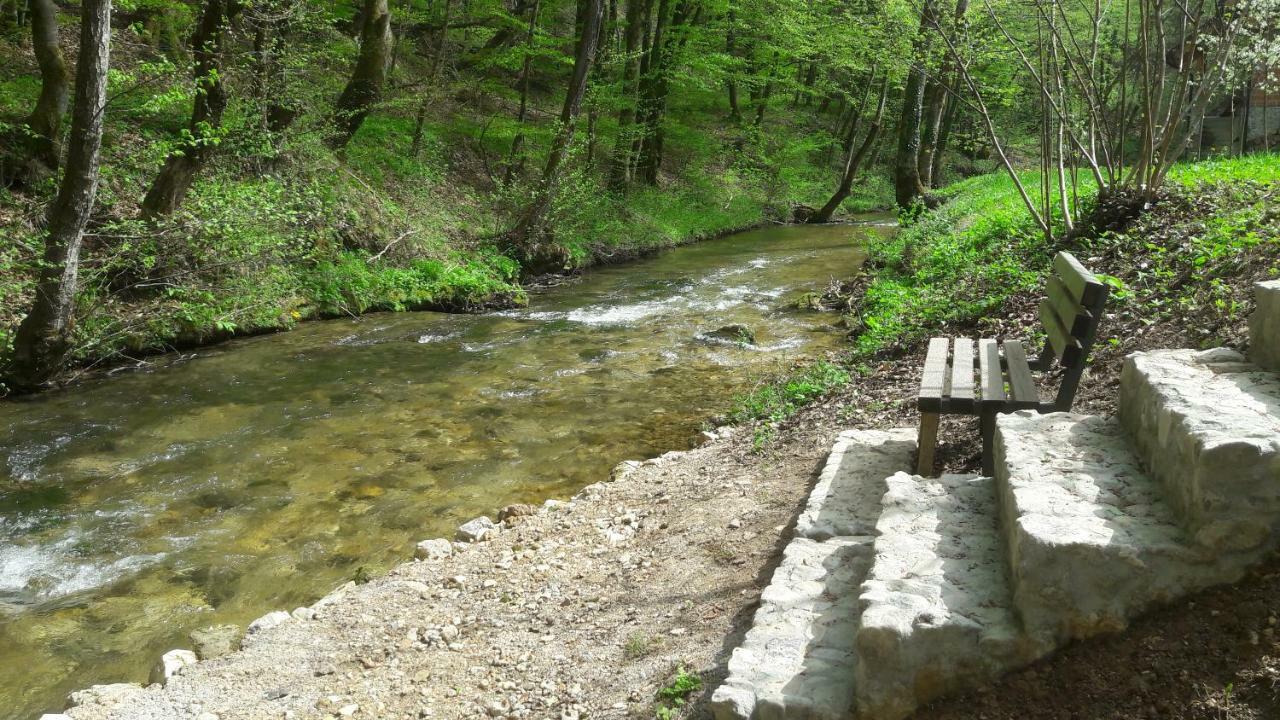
[415,538,454,561]
[189,624,242,660]
[457,516,497,542]
[149,649,198,685]
[67,683,144,709]
[1251,280,1280,371]
[1118,348,1280,551]
[498,504,535,522]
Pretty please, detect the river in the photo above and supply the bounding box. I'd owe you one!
[0,220,886,719]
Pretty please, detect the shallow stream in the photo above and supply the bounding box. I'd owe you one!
[0,220,885,718]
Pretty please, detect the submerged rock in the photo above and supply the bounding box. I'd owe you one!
[701,325,756,346]
[190,624,243,660]
[498,504,535,523]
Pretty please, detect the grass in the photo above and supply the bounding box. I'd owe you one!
[726,152,1280,438]
[654,666,703,719]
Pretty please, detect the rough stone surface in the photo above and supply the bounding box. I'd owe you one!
[710,428,916,720]
[414,538,454,561]
[856,473,1026,720]
[994,412,1252,645]
[188,625,242,660]
[148,649,198,685]
[1119,348,1280,550]
[1251,279,1280,371]
[67,684,144,709]
[245,610,289,635]
[795,429,916,541]
[709,538,872,720]
[456,516,496,542]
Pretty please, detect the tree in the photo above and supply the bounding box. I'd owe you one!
[506,0,604,268]
[140,0,241,219]
[330,0,394,149]
[608,0,651,189]
[18,0,69,185]
[895,0,938,208]
[6,0,113,391]
[810,75,889,223]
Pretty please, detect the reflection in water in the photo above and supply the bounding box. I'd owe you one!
[0,221,883,719]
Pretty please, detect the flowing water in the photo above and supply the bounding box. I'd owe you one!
[0,220,886,719]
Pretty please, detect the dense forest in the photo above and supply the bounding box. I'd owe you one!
[0,0,1276,393]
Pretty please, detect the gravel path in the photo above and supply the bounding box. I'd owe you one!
[61,423,841,720]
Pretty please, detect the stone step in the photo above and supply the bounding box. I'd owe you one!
[1118,348,1280,550]
[855,472,1029,720]
[1251,279,1280,371]
[710,429,916,720]
[993,411,1254,648]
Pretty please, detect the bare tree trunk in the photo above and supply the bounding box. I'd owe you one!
[503,0,536,184]
[725,8,741,120]
[507,0,603,264]
[895,0,937,208]
[18,0,69,184]
[918,0,968,189]
[6,0,112,391]
[330,0,393,149]
[140,0,239,219]
[608,0,649,190]
[810,78,888,223]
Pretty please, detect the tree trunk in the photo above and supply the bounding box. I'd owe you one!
[507,0,603,264]
[503,0,536,183]
[140,0,239,219]
[930,93,957,184]
[918,0,967,189]
[810,78,888,223]
[634,0,671,184]
[330,0,393,149]
[894,0,937,208]
[412,0,452,157]
[608,0,649,190]
[20,0,70,184]
[6,0,112,391]
[725,8,740,120]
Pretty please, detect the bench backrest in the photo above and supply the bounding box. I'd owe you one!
[1039,251,1108,409]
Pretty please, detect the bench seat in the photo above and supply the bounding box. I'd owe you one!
[914,252,1109,476]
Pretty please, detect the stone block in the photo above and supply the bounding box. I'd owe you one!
[709,537,871,720]
[795,429,916,541]
[855,473,1027,720]
[1250,280,1280,371]
[1118,349,1280,550]
[993,412,1252,646]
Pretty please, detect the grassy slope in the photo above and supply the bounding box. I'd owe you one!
[731,153,1280,433]
[0,23,892,381]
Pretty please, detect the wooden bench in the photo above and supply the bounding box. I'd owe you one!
[916,251,1109,475]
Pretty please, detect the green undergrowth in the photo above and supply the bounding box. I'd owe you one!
[729,152,1280,437]
[0,80,888,374]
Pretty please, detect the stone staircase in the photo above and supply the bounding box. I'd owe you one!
[710,279,1280,720]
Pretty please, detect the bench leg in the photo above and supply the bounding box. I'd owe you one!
[916,412,940,476]
[980,411,996,477]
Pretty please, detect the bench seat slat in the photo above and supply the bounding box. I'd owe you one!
[947,338,975,412]
[978,338,1005,407]
[918,337,950,412]
[1002,340,1040,408]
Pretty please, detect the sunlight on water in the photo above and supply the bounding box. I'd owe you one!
[0,221,886,719]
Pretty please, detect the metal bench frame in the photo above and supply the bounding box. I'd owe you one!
[915,251,1109,475]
